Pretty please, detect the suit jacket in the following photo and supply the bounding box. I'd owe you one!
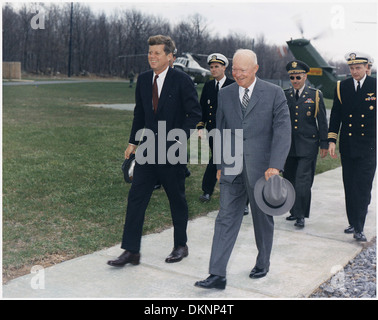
[197,77,235,131]
[129,67,202,161]
[285,85,328,157]
[328,76,376,158]
[216,78,291,187]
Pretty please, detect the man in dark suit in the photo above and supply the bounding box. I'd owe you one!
[197,53,234,203]
[195,49,291,289]
[328,52,376,242]
[283,60,328,228]
[107,35,201,267]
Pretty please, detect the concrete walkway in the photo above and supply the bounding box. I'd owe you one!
[2,167,376,299]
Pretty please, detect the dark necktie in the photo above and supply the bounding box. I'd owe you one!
[215,81,219,93]
[152,74,159,114]
[356,81,361,94]
[295,89,299,101]
[242,88,250,109]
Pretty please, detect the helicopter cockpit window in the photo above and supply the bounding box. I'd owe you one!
[176,58,188,67]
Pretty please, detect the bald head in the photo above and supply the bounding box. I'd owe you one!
[233,49,258,65]
[232,49,259,88]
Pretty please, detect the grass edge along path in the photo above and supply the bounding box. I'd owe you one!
[2,81,340,283]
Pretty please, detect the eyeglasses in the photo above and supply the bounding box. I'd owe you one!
[290,75,303,80]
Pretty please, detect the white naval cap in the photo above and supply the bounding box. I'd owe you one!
[207,53,229,67]
[344,52,370,65]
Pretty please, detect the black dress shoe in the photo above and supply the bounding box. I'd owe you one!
[294,218,305,228]
[194,275,226,290]
[249,266,269,279]
[199,193,211,202]
[153,184,161,190]
[354,231,367,242]
[107,250,140,267]
[165,245,188,263]
[344,225,355,234]
[286,214,296,221]
[243,206,249,215]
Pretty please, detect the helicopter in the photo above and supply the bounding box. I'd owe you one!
[119,51,211,83]
[286,37,342,99]
[173,52,211,83]
[285,16,376,99]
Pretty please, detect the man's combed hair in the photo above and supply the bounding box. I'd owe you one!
[148,35,176,55]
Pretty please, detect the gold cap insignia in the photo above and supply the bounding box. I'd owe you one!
[292,61,298,68]
[350,53,356,60]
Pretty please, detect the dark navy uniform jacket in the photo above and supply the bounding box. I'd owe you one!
[328,76,376,158]
[284,85,329,157]
[197,78,234,131]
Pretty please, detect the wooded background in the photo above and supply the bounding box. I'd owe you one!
[2,3,349,79]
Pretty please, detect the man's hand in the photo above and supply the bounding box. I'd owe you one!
[216,169,221,181]
[125,144,137,159]
[328,142,337,159]
[264,168,280,181]
[198,129,203,139]
[320,148,328,158]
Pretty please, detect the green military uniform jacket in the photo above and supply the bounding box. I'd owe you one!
[284,85,329,157]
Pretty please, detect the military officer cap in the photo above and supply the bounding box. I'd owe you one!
[286,60,310,74]
[344,52,370,65]
[207,53,229,67]
[368,56,374,67]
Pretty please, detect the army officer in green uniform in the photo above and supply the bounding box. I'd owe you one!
[283,60,328,228]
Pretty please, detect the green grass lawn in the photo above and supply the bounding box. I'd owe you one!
[2,81,340,281]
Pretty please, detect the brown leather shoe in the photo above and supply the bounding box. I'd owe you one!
[165,245,188,263]
[107,250,140,267]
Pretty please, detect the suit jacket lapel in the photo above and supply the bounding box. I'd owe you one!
[231,84,244,120]
[244,78,262,118]
[143,70,153,114]
[157,67,173,113]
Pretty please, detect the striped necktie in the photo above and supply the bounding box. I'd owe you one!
[242,88,250,109]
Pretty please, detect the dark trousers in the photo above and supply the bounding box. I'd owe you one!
[202,137,217,195]
[121,163,188,252]
[341,153,376,233]
[283,155,316,218]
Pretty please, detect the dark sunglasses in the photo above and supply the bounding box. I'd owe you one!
[290,75,303,80]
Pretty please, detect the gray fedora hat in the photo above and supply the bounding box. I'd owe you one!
[254,175,295,216]
[121,153,136,183]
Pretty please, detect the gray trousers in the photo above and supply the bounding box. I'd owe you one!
[209,171,274,277]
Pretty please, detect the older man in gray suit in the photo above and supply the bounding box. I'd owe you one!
[195,49,291,290]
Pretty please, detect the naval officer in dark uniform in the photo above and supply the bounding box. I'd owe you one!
[283,60,328,228]
[197,53,234,202]
[328,52,376,242]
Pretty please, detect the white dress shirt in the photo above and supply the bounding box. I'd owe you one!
[238,78,256,104]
